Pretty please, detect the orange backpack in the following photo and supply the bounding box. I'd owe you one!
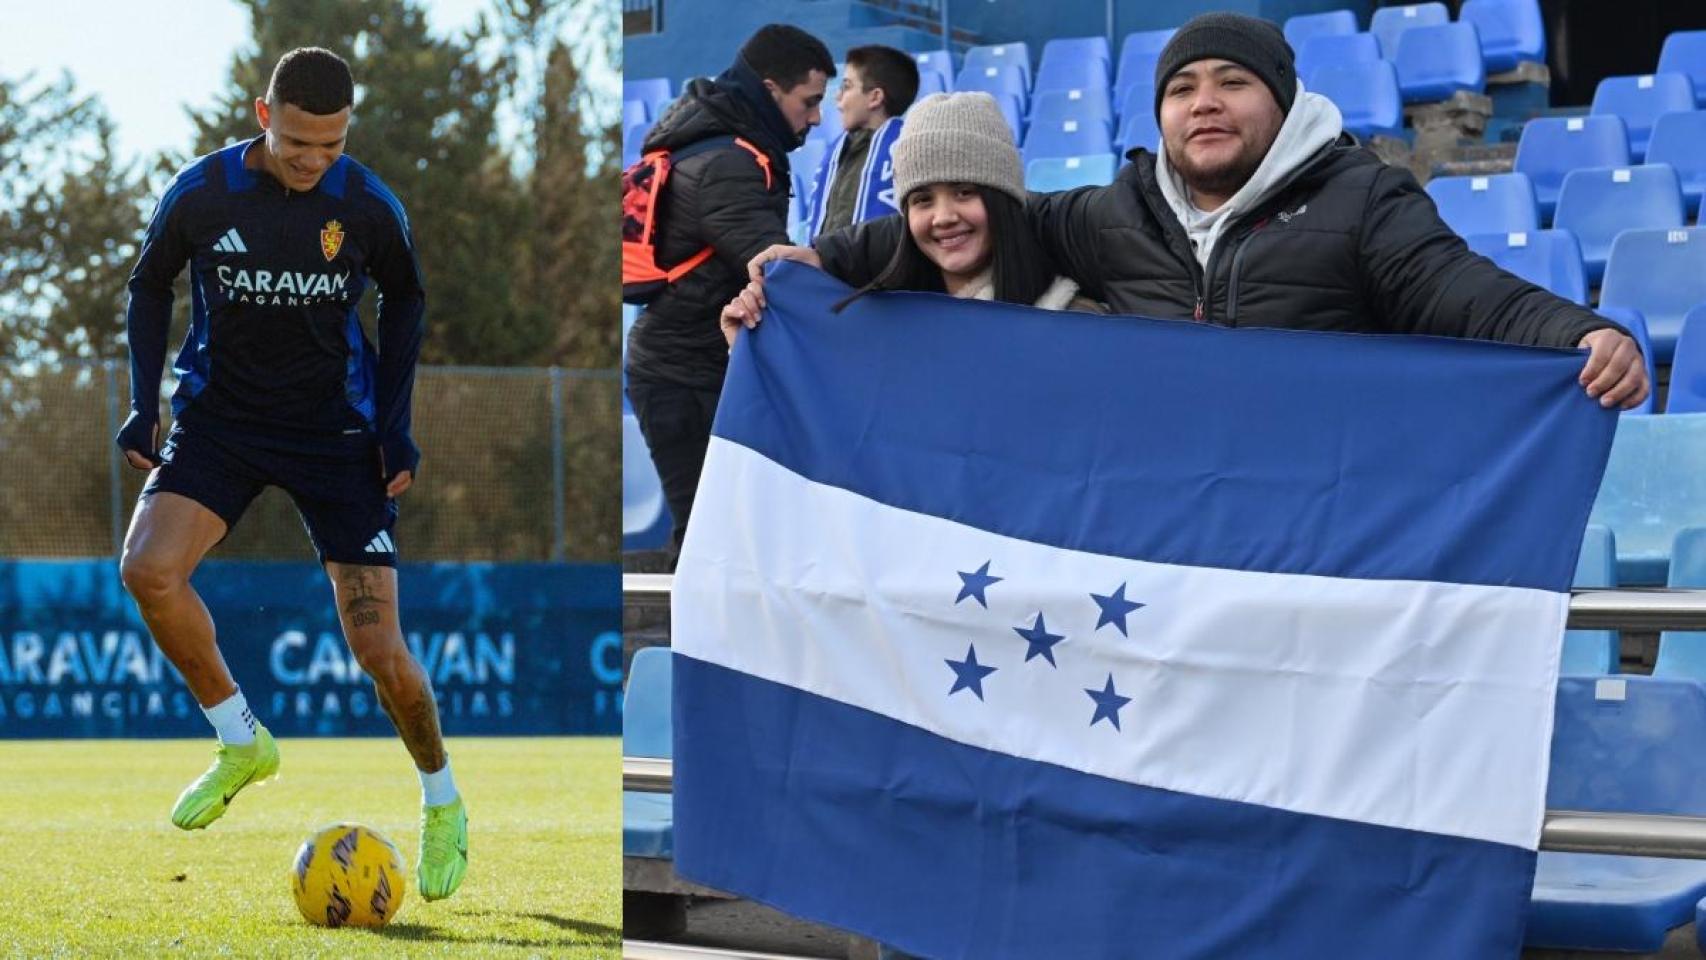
[621,135,773,305]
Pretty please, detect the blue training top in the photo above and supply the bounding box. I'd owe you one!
[125,136,425,471]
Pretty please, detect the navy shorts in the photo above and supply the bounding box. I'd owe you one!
[143,421,399,567]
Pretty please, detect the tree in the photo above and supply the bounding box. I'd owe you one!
[0,73,149,365]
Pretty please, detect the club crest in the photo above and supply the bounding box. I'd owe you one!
[320,220,345,261]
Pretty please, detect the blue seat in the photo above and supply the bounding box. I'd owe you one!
[624,77,672,109]
[1554,165,1686,286]
[1028,88,1114,135]
[915,50,955,92]
[963,42,1032,90]
[1116,56,1161,128]
[1307,61,1403,139]
[1026,154,1118,192]
[1659,31,1706,106]
[623,414,671,553]
[1464,229,1587,305]
[1116,83,1155,126]
[1022,118,1113,166]
[623,98,649,129]
[1284,9,1358,51]
[622,121,651,169]
[1035,58,1110,95]
[622,305,637,413]
[1425,173,1539,237]
[622,647,675,859]
[969,91,1025,144]
[1668,305,1706,414]
[1296,32,1382,80]
[1561,525,1620,675]
[1657,528,1706,679]
[790,140,828,189]
[1514,115,1631,221]
[1592,73,1696,162]
[1370,2,1449,59]
[1599,226,1706,363]
[1394,22,1486,103]
[916,70,948,98]
[1596,307,1657,416]
[1115,109,1161,155]
[956,63,1029,115]
[1528,676,1706,952]
[1460,0,1545,74]
[1037,36,1110,92]
[1588,406,1706,584]
[787,172,809,244]
[1646,111,1706,219]
[807,94,842,144]
[1115,29,1175,95]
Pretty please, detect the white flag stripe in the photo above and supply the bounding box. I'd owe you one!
[675,439,1564,850]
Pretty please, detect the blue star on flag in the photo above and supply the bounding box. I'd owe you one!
[1090,583,1145,636]
[1013,612,1065,666]
[1085,674,1133,730]
[956,561,1003,608]
[945,644,998,700]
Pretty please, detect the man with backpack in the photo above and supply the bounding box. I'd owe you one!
[623,24,835,555]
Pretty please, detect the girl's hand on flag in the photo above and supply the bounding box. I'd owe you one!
[721,280,767,348]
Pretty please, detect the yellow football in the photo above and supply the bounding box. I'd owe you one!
[289,823,407,928]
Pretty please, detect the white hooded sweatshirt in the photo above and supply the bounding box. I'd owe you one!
[1156,81,1344,270]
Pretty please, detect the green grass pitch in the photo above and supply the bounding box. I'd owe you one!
[0,737,619,958]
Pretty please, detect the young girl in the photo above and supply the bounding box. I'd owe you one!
[723,91,1101,342]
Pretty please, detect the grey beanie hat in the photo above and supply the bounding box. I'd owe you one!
[892,92,1026,205]
[1153,12,1297,119]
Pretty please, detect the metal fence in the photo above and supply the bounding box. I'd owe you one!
[0,361,619,562]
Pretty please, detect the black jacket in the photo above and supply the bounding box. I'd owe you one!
[818,138,1613,348]
[626,62,797,389]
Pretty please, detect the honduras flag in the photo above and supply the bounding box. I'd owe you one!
[673,263,1617,959]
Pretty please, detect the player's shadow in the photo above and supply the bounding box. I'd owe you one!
[368,912,620,948]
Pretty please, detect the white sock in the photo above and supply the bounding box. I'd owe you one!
[203,690,256,746]
[420,758,459,807]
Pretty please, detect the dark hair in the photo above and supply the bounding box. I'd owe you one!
[832,185,1055,312]
[740,24,836,91]
[266,47,354,115]
[845,45,920,118]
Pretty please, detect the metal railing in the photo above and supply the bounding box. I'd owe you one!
[623,574,1706,860]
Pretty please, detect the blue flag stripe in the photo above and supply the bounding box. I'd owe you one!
[713,264,1616,591]
[676,656,1536,960]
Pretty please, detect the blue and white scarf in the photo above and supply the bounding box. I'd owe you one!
[807,116,905,239]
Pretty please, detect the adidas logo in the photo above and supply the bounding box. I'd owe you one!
[212,227,249,254]
[363,531,396,554]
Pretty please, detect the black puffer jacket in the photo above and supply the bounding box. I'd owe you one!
[818,138,1612,348]
[626,62,797,389]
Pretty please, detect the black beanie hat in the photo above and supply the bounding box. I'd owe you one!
[1153,12,1297,120]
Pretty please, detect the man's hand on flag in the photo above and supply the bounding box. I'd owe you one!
[1577,328,1649,410]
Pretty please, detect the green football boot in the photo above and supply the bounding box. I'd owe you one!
[170,723,281,830]
[417,796,469,901]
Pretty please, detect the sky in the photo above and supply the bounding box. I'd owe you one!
[0,0,599,166]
